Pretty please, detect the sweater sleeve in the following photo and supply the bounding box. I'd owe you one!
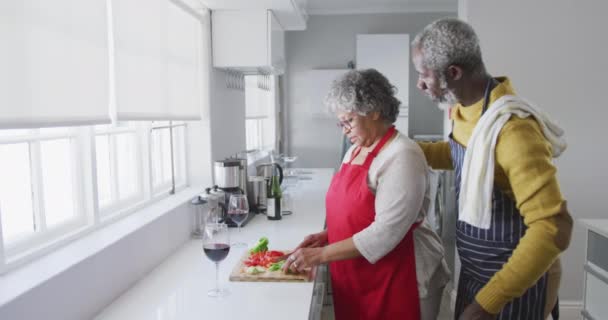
[475,117,568,313]
[353,147,428,264]
[417,141,454,170]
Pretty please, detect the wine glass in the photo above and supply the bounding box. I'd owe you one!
[202,223,230,297]
[281,155,298,175]
[228,194,249,248]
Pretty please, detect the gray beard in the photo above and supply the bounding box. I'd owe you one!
[440,89,458,105]
[436,102,450,111]
[437,76,459,106]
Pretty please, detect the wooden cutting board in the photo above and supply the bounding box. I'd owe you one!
[229,250,316,282]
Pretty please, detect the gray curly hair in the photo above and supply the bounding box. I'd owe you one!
[324,69,401,124]
[412,18,486,79]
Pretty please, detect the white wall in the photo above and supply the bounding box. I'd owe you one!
[284,13,453,168]
[460,0,608,303]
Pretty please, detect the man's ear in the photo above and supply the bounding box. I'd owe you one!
[371,111,381,121]
[447,65,464,81]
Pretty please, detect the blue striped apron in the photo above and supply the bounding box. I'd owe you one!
[451,79,548,320]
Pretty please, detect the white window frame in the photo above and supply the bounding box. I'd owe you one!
[0,128,88,260]
[0,120,190,273]
[94,123,145,216]
[149,121,188,198]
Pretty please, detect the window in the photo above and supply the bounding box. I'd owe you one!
[245,75,277,151]
[0,121,188,270]
[0,0,205,273]
[150,121,187,195]
[0,128,84,251]
[95,123,143,214]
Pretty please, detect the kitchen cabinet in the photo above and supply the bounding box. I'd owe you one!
[212,10,285,75]
[356,34,410,135]
[579,219,608,320]
[308,264,328,320]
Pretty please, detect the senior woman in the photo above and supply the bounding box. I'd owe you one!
[282,69,449,320]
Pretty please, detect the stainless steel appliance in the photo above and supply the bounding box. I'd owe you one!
[247,175,267,213]
[214,159,240,189]
[235,157,248,202]
[256,162,284,186]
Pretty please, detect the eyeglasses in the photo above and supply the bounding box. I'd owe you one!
[336,117,355,130]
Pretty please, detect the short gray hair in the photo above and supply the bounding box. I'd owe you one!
[412,18,486,78]
[324,69,400,124]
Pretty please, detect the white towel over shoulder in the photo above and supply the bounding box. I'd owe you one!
[458,95,567,229]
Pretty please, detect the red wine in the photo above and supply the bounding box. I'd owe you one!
[204,243,230,262]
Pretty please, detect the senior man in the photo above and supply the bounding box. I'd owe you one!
[411,18,572,320]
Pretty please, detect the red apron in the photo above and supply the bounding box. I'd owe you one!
[326,126,420,320]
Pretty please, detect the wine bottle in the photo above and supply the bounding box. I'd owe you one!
[266,175,282,220]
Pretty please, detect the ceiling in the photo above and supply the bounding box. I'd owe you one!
[306,0,457,15]
[196,0,457,30]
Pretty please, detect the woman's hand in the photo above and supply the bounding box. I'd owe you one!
[282,247,324,274]
[295,231,328,250]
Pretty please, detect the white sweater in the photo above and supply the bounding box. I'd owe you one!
[345,132,449,298]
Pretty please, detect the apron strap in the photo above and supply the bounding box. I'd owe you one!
[481,77,498,114]
[450,76,496,136]
[362,126,396,168]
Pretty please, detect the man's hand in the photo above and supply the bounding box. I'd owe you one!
[459,301,496,320]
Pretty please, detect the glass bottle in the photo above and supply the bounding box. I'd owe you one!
[266,175,282,220]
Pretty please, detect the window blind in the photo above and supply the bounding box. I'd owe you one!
[0,0,111,129]
[112,0,204,121]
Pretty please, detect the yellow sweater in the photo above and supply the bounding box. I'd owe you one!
[419,77,565,313]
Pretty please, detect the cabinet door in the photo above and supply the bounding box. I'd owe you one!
[584,264,608,319]
[212,11,267,68]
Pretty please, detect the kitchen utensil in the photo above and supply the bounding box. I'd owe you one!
[190,195,209,239]
[229,250,315,282]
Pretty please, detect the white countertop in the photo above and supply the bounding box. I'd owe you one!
[579,219,608,238]
[94,168,334,320]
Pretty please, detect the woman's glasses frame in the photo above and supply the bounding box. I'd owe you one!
[336,117,356,131]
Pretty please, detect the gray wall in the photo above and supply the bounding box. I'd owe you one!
[461,0,608,303]
[284,12,454,168]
